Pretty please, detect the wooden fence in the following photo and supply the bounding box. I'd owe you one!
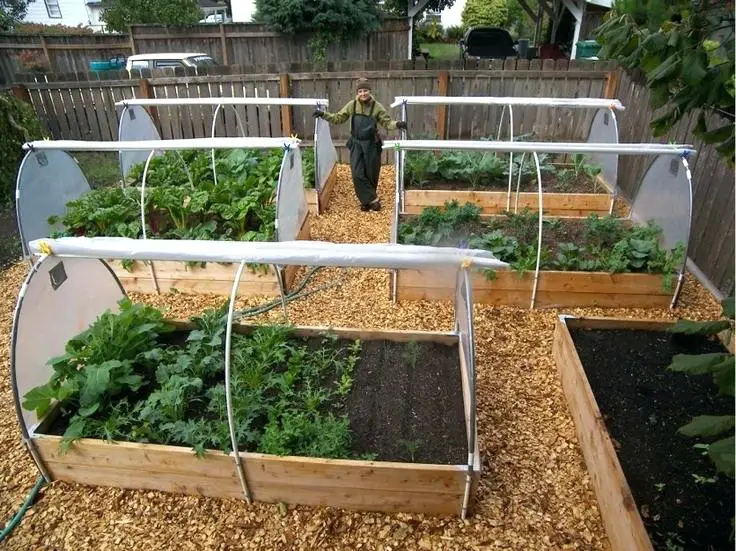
[614,70,734,297]
[0,20,409,85]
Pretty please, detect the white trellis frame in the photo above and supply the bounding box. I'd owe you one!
[115,98,337,213]
[391,96,625,214]
[386,139,696,309]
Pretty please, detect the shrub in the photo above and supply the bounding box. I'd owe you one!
[0,94,46,206]
[461,0,509,29]
[445,25,465,42]
[415,20,443,44]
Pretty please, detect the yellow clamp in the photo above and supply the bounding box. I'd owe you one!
[38,241,53,256]
[461,258,472,269]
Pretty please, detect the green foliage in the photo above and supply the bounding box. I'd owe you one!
[0,0,27,31]
[594,1,735,165]
[0,93,46,206]
[381,0,455,17]
[100,0,203,33]
[667,297,735,478]
[254,0,381,61]
[23,302,368,461]
[461,0,509,29]
[50,148,284,244]
[398,202,685,278]
[445,25,465,42]
[415,20,444,44]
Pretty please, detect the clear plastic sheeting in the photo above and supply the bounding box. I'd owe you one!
[631,155,692,253]
[116,98,329,107]
[314,117,337,191]
[117,104,162,180]
[11,257,125,436]
[16,150,90,258]
[28,237,511,271]
[25,137,301,152]
[587,109,619,194]
[391,96,625,110]
[384,140,694,155]
[276,147,309,242]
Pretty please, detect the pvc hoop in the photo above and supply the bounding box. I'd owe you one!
[458,267,476,520]
[139,150,161,295]
[224,260,253,504]
[210,103,247,187]
[529,152,544,310]
[670,156,694,309]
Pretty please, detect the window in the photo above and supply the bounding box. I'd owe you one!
[153,59,185,69]
[187,55,216,67]
[130,60,150,70]
[44,0,62,18]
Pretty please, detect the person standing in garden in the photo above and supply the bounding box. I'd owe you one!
[314,78,407,212]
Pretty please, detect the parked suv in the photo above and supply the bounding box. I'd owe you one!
[125,53,217,71]
[460,27,518,67]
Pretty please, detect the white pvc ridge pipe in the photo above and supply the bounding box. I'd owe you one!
[23,137,301,152]
[384,140,695,156]
[29,238,510,271]
[116,98,329,107]
[391,96,625,110]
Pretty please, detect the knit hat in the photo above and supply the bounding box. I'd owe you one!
[356,77,371,92]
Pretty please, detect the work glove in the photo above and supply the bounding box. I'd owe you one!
[396,121,408,131]
[313,110,325,118]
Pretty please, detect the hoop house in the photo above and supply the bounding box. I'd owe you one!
[386,139,695,309]
[16,137,310,297]
[14,239,509,517]
[391,96,624,216]
[116,98,338,214]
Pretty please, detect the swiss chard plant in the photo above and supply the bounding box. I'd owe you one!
[666,297,735,478]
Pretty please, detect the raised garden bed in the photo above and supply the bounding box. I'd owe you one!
[304,165,337,215]
[402,150,614,217]
[394,202,681,308]
[553,316,734,551]
[24,302,479,515]
[49,147,311,296]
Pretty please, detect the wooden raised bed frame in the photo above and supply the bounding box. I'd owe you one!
[395,269,675,308]
[305,165,337,215]
[30,326,480,516]
[108,213,311,296]
[402,175,616,217]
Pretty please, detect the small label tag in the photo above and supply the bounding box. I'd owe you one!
[36,152,48,166]
[49,260,67,291]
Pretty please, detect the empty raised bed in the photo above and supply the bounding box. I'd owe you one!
[14,240,506,515]
[116,98,338,214]
[552,314,734,551]
[391,96,624,216]
[16,137,310,297]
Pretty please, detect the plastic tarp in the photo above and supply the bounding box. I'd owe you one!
[631,155,692,253]
[391,97,625,110]
[16,150,90,258]
[314,117,337,191]
[384,140,694,156]
[118,104,162,180]
[587,109,619,193]
[28,237,511,271]
[116,98,330,107]
[11,257,125,435]
[276,147,309,242]
[25,137,301,152]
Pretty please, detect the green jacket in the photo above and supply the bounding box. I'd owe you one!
[322,97,398,131]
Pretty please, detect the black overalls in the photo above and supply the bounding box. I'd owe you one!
[347,100,382,206]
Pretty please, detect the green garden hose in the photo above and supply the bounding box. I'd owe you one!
[0,476,46,543]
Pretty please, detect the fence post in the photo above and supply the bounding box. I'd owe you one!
[436,70,449,139]
[279,73,293,136]
[128,26,137,55]
[219,24,229,65]
[11,84,32,105]
[39,35,55,73]
[138,78,159,128]
[604,69,620,99]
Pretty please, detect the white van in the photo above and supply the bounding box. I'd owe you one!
[125,53,217,71]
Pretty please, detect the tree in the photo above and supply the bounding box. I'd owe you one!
[595,0,735,165]
[381,0,456,17]
[461,0,509,29]
[100,0,203,33]
[254,0,381,61]
[0,0,29,31]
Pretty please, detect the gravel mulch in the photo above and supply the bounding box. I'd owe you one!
[0,164,722,550]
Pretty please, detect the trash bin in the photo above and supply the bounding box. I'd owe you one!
[576,40,601,59]
[516,38,529,59]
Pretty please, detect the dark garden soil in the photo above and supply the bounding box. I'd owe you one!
[569,328,735,551]
[347,339,466,465]
[42,334,467,465]
[406,171,605,194]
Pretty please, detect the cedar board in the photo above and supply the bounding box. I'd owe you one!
[395,269,675,308]
[30,326,481,516]
[108,213,311,296]
[305,164,337,215]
